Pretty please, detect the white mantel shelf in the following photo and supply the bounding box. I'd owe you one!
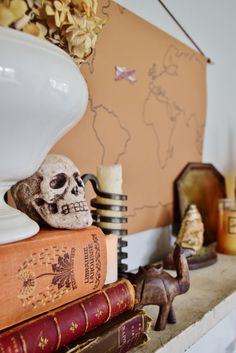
[130,253,236,353]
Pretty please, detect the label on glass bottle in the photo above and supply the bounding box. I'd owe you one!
[228,216,236,236]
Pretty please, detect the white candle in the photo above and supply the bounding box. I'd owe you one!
[97,164,122,194]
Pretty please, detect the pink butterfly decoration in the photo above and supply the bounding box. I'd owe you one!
[115,66,137,83]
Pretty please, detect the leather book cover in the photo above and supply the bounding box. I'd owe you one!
[0,226,107,330]
[59,310,151,353]
[0,279,135,353]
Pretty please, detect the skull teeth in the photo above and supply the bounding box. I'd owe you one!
[61,201,89,215]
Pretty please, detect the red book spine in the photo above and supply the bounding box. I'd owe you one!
[58,310,151,353]
[0,279,135,353]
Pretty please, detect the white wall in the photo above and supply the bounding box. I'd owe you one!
[114,0,236,198]
[186,309,236,353]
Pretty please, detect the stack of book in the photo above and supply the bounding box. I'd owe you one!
[0,226,151,353]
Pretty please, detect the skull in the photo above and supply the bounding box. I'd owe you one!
[11,154,93,229]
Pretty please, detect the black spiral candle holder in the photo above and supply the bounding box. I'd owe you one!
[82,173,128,236]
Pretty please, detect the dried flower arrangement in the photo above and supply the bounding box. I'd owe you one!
[0,0,105,65]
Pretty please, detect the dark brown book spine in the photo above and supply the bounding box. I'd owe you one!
[60,310,151,353]
[0,279,135,353]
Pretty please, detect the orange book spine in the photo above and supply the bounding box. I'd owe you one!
[0,279,135,353]
[0,226,107,330]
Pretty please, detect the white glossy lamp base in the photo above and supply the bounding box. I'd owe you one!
[0,186,39,244]
[0,28,88,244]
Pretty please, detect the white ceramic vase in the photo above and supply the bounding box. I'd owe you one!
[0,27,88,244]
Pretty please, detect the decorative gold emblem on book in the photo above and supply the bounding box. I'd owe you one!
[38,337,49,350]
[70,322,79,333]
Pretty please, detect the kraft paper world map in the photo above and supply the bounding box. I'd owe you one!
[51,0,207,235]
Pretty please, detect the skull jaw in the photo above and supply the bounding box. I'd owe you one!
[33,199,93,229]
[41,210,93,229]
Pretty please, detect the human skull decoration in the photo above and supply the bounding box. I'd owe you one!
[11,154,93,229]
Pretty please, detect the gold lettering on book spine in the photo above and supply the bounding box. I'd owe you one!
[83,234,102,290]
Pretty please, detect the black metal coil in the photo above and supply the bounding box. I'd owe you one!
[82,173,128,235]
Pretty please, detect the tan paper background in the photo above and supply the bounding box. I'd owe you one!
[51,0,207,234]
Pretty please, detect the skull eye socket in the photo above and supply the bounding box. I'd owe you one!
[34,198,45,206]
[50,173,67,189]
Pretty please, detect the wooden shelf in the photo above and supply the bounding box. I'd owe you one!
[130,253,236,353]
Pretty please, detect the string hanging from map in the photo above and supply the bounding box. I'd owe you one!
[158,0,212,64]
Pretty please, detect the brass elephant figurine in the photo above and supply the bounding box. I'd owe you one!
[129,244,195,331]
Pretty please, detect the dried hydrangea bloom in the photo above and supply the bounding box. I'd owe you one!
[72,0,98,17]
[65,15,104,63]
[22,22,46,37]
[0,0,27,26]
[0,0,105,65]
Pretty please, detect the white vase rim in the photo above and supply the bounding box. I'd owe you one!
[0,26,73,64]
